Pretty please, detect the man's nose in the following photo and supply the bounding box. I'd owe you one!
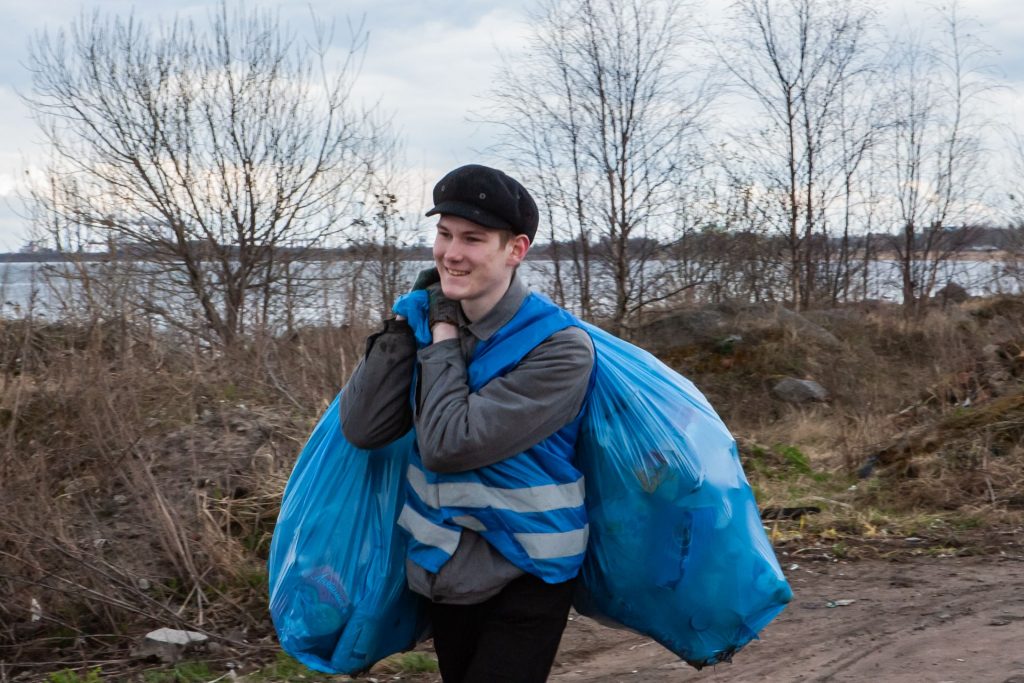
[444,241,464,261]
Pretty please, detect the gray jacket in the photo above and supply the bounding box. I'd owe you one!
[339,275,594,603]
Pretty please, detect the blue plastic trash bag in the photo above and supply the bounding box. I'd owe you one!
[267,395,427,674]
[573,323,792,667]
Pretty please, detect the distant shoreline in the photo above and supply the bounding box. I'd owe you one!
[869,249,1010,263]
[0,248,1012,264]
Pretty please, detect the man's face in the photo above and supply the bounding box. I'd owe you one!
[432,215,529,315]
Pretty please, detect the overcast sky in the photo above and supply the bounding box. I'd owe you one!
[1,0,1023,251]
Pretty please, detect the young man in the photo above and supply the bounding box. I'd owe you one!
[339,164,594,683]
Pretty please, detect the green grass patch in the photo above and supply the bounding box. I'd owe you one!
[47,669,103,683]
[246,652,347,682]
[382,651,440,674]
[744,444,847,507]
[776,445,812,475]
[831,541,850,559]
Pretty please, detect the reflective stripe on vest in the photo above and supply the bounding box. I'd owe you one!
[402,499,589,561]
[398,503,460,556]
[406,464,585,513]
[516,527,589,560]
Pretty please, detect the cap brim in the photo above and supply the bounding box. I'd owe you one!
[425,201,514,232]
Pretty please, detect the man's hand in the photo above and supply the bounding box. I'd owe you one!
[412,267,441,291]
[411,267,459,339]
[427,283,460,330]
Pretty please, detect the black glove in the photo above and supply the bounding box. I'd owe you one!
[426,282,460,328]
[412,267,440,291]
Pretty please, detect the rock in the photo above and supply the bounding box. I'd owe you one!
[634,303,844,354]
[772,378,829,403]
[135,628,208,663]
[769,306,842,348]
[633,308,730,351]
[145,628,208,646]
[113,494,128,505]
[137,578,151,590]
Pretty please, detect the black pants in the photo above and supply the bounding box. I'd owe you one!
[427,574,576,683]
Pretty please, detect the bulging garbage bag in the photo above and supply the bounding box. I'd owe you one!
[574,322,791,667]
[267,395,427,674]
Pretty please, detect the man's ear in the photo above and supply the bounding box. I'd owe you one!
[508,234,531,265]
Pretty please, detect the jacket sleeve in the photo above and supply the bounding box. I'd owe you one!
[339,318,417,449]
[414,326,594,474]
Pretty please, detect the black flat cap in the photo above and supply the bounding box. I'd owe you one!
[425,164,539,243]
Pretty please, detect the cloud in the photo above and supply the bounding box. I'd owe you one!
[345,5,532,212]
[0,1,534,249]
[4,0,1024,250]
[351,6,530,169]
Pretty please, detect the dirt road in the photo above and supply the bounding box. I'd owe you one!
[548,553,1024,683]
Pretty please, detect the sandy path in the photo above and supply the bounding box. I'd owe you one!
[548,554,1024,683]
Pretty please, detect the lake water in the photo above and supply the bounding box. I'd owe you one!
[0,257,1018,324]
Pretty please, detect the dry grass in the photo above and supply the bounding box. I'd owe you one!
[672,297,1024,555]
[0,312,373,673]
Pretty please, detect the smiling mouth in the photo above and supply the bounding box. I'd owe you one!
[445,267,470,277]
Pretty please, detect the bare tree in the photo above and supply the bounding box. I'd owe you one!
[1003,135,1024,292]
[723,0,877,309]
[691,159,794,303]
[822,59,885,304]
[362,189,408,317]
[489,0,713,334]
[349,158,428,320]
[882,3,995,314]
[23,3,385,348]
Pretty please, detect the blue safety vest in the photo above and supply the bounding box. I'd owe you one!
[397,293,592,584]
